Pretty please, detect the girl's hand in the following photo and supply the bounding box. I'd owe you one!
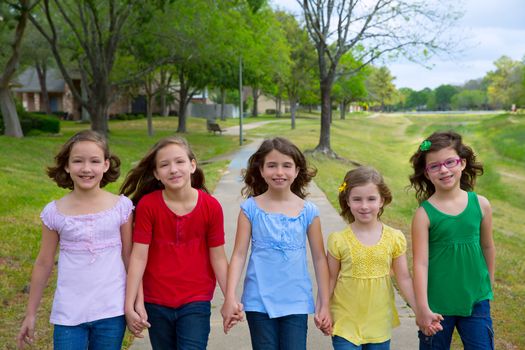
[221,299,244,334]
[16,316,36,349]
[125,305,150,338]
[416,308,443,336]
[314,304,332,336]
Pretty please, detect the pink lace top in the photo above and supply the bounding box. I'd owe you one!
[40,195,133,326]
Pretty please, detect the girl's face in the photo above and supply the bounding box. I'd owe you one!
[154,144,196,191]
[65,141,109,191]
[260,149,299,191]
[347,182,384,225]
[424,147,465,192]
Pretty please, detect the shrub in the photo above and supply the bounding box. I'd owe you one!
[0,102,60,135]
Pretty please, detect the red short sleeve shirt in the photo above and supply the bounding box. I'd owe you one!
[133,189,225,308]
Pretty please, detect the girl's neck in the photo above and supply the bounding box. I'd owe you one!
[263,187,295,201]
[351,219,382,233]
[350,220,383,246]
[163,186,197,202]
[70,186,105,201]
[432,187,465,202]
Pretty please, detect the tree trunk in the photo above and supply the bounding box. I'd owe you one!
[36,63,52,114]
[340,101,346,120]
[290,97,297,130]
[147,93,154,137]
[252,87,259,117]
[88,102,108,136]
[0,88,23,137]
[220,87,226,121]
[314,81,336,157]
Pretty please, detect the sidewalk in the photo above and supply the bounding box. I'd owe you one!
[129,139,418,349]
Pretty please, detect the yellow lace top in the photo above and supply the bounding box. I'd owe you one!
[328,224,406,345]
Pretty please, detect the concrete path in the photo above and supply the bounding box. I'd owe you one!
[130,138,419,349]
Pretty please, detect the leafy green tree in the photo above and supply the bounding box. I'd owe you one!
[300,0,462,157]
[28,0,166,136]
[451,90,487,110]
[366,66,396,111]
[486,56,525,109]
[0,0,35,137]
[434,84,458,110]
[332,52,369,119]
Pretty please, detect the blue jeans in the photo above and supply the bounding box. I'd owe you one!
[246,311,308,350]
[418,300,494,350]
[53,315,125,350]
[145,301,211,350]
[332,335,390,350]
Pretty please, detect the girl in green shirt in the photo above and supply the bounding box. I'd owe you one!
[409,131,495,350]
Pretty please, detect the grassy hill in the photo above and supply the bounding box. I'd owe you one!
[1,112,523,349]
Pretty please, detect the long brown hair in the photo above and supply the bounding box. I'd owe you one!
[409,130,483,203]
[120,136,207,205]
[47,130,120,189]
[241,137,317,199]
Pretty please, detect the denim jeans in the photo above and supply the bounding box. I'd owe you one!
[246,311,308,350]
[145,301,211,350]
[332,336,391,350]
[53,315,125,350]
[418,300,494,350]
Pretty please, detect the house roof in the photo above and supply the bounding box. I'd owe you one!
[12,67,66,93]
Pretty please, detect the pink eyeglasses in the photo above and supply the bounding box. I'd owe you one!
[425,158,462,173]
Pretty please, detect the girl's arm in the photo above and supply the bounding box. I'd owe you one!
[120,213,134,270]
[209,245,229,296]
[17,225,59,349]
[125,243,151,337]
[478,195,495,287]
[392,253,417,311]
[307,217,332,335]
[412,207,436,329]
[221,210,251,334]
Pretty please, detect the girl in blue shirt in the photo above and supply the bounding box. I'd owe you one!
[221,137,331,349]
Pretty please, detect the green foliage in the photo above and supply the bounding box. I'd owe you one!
[434,84,458,110]
[0,101,60,135]
[451,90,487,110]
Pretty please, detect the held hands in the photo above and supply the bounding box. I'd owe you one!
[221,299,244,334]
[125,302,151,338]
[416,308,444,336]
[314,303,333,336]
[16,315,36,349]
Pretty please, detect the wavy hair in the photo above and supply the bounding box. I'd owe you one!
[338,166,392,223]
[47,130,120,189]
[120,136,207,205]
[409,130,483,203]
[241,137,317,199]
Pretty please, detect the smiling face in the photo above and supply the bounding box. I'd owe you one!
[424,146,466,193]
[259,149,299,192]
[154,143,196,192]
[65,141,109,191]
[347,182,385,225]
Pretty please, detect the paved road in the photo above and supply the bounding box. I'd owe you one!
[130,138,418,349]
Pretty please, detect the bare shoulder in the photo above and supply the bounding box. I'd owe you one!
[413,206,429,223]
[476,194,492,216]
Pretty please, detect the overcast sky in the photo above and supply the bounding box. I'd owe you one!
[272,0,525,90]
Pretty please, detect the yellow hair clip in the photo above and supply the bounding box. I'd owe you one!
[338,182,347,193]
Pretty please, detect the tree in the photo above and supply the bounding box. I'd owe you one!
[451,90,486,110]
[366,66,396,111]
[28,0,164,136]
[486,56,525,109]
[0,0,35,137]
[299,0,462,157]
[332,52,368,119]
[434,84,458,110]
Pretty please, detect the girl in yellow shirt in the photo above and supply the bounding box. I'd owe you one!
[327,166,441,349]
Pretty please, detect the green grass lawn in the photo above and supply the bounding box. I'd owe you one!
[1,112,523,349]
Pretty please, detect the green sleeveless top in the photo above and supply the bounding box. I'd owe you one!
[421,191,492,316]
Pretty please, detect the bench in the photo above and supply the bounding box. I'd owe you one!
[207,121,223,135]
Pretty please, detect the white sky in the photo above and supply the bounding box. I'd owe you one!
[272,0,525,90]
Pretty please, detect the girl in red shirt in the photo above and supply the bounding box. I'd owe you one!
[121,136,242,349]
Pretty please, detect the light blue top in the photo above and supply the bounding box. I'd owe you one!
[241,196,318,318]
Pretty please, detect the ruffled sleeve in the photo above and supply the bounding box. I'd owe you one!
[40,201,58,231]
[304,201,320,226]
[328,231,346,261]
[240,197,255,221]
[118,195,134,226]
[391,228,407,259]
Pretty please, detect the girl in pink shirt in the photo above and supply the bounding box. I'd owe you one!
[121,136,242,349]
[17,130,133,350]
